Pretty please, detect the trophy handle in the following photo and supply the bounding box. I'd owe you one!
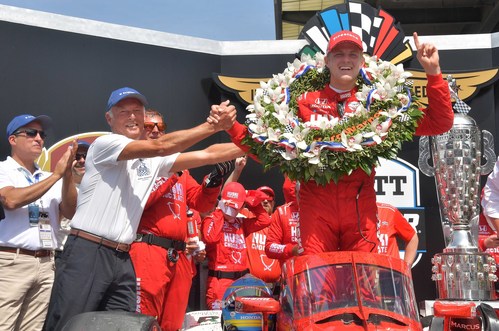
[418,136,435,177]
[481,130,496,175]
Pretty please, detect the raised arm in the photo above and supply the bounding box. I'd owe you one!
[169,143,244,174]
[413,32,453,136]
[118,101,237,161]
[0,142,76,211]
[58,141,78,219]
[413,32,441,75]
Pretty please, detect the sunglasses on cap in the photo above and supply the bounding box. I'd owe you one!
[144,122,166,131]
[12,128,47,140]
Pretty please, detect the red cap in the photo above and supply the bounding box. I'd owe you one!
[221,182,246,210]
[327,30,363,54]
[245,189,269,208]
[257,186,275,200]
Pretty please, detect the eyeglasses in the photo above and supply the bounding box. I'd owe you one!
[12,128,47,140]
[75,153,87,161]
[144,122,166,132]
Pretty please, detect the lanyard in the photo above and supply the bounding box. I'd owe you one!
[17,167,42,185]
[18,167,44,210]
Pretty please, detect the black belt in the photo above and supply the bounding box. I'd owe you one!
[208,269,249,280]
[135,233,186,251]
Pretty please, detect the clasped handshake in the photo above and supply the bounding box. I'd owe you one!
[207,100,237,131]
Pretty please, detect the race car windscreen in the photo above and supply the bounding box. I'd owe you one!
[357,263,419,321]
[291,262,419,322]
[292,263,357,319]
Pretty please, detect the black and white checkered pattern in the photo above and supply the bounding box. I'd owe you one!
[453,99,472,114]
[448,83,471,114]
[348,2,382,55]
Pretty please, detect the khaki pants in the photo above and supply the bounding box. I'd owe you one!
[0,250,55,331]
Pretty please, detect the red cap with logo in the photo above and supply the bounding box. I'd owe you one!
[327,30,363,54]
[221,182,247,210]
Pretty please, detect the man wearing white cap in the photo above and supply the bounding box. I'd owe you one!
[0,114,77,331]
[44,87,242,330]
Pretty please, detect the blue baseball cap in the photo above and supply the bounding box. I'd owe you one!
[106,87,148,111]
[6,114,52,140]
[77,141,91,149]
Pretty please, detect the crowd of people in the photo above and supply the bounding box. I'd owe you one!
[7,28,499,331]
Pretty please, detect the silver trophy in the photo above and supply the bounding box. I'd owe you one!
[418,75,497,300]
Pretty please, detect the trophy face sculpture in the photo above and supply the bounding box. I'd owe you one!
[418,76,497,300]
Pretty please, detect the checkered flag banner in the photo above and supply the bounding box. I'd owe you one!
[447,75,471,114]
[348,2,382,55]
[453,98,472,114]
[284,123,294,133]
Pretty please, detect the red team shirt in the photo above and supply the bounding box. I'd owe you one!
[202,206,271,309]
[265,201,301,262]
[202,208,271,272]
[478,210,499,283]
[138,171,219,240]
[376,202,416,259]
[246,227,281,283]
[130,171,220,330]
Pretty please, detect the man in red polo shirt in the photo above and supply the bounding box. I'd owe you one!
[376,202,418,266]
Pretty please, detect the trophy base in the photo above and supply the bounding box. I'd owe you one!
[432,252,497,301]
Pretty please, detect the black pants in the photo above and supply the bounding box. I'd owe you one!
[43,235,136,331]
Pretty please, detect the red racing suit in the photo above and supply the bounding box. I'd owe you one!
[376,202,416,259]
[202,206,271,309]
[246,226,281,284]
[478,210,499,289]
[265,202,301,264]
[130,171,220,331]
[227,73,453,255]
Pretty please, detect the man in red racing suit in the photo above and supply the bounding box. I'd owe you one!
[221,30,453,255]
[201,182,271,309]
[479,188,499,294]
[265,177,302,264]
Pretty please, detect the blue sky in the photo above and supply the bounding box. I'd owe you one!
[0,0,277,41]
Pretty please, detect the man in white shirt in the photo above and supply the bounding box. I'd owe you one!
[0,114,77,331]
[44,87,241,330]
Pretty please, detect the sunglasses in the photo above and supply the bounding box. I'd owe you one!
[144,122,166,131]
[75,153,87,160]
[12,128,47,140]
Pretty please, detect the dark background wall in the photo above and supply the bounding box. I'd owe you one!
[1,16,499,311]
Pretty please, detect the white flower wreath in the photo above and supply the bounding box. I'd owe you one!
[241,53,424,185]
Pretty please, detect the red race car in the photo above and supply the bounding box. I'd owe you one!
[275,251,422,330]
[214,251,499,330]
